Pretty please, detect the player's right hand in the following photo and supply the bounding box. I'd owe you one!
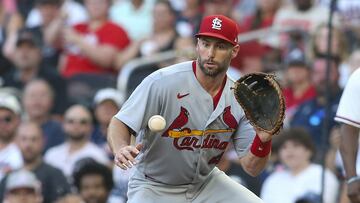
[114,143,143,170]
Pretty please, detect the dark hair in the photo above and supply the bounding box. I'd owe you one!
[277,127,316,156]
[73,158,113,192]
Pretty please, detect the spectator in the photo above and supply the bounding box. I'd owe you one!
[52,0,130,77]
[44,104,109,179]
[0,121,70,203]
[290,56,342,158]
[3,169,43,203]
[110,0,154,40]
[0,91,23,180]
[114,0,178,68]
[203,0,234,17]
[310,23,349,87]
[72,159,114,203]
[0,0,22,76]
[1,28,68,114]
[261,128,339,203]
[91,88,124,147]
[282,49,316,124]
[22,79,65,152]
[26,0,88,28]
[25,0,64,69]
[263,0,339,51]
[175,0,202,37]
[232,0,281,72]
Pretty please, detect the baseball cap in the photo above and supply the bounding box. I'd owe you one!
[285,48,308,68]
[195,15,239,46]
[94,88,124,108]
[6,170,40,192]
[0,92,21,115]
[16,29,42,48]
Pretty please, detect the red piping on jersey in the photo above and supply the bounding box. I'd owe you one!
[192,60,227,110]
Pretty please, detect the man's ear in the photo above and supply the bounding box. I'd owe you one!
[231,44,240,59]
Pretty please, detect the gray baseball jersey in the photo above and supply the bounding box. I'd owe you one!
[115,60,255,186]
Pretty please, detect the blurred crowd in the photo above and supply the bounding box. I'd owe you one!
[0,0,359,202]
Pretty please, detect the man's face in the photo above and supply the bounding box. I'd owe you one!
[311,59,339,94]
[5,188,42,203]
[80,174,109,203]
[279,140,312,171]
[0,109,19,143]
[196,37,238,77]
[23,81,53,120]
[14,43,41,70]
[16,123,44,164]
[64,106,92,141]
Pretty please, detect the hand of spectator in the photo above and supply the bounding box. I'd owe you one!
[63,28,82,45]
[114,143,143,170]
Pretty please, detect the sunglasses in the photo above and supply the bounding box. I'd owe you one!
[0,116,13,124]
[65,118,90,125]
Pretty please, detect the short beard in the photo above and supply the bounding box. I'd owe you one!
[67,133,87,142]
[197,56,230,77]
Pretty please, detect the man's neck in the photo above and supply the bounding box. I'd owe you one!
[30,115,50,126]
[24,157,42,171]
[292,80,311,98]
[195,61,227,97]
[18,67,39,83]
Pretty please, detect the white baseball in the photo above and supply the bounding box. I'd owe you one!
[148,115,166,132]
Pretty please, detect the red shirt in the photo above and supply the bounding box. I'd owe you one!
[62,21,130,78]
[283,85,317,109]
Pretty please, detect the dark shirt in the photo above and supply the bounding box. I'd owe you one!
[290,91,342,155]
[225,162,262,196]
[0,162,71,203]
[42,120,65,152]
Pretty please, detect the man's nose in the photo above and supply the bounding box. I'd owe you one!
[208,46,215,58]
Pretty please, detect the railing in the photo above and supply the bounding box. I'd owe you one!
[117,26,296,96]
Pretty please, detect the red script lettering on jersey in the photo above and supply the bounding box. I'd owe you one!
[177,93,190,99]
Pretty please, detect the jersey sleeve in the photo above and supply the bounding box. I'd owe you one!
[232,115,256,158]
[335,69,360,128]
[115,74,161,134]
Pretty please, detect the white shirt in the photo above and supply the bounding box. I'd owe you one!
[0,143,23,180]
[44,142,109,178]
[335,68,360,128]
[109,0,154,40]
[26,1,88,27]
[261,164,339,203]
[262,4,339,48]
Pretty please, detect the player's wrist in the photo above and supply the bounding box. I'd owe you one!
[347,176,360,184]
[250,134,272,157]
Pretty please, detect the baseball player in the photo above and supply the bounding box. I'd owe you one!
[335,68,360,203]
[108,15,274,203]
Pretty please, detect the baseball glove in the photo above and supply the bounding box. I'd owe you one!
[233,72,285,135]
